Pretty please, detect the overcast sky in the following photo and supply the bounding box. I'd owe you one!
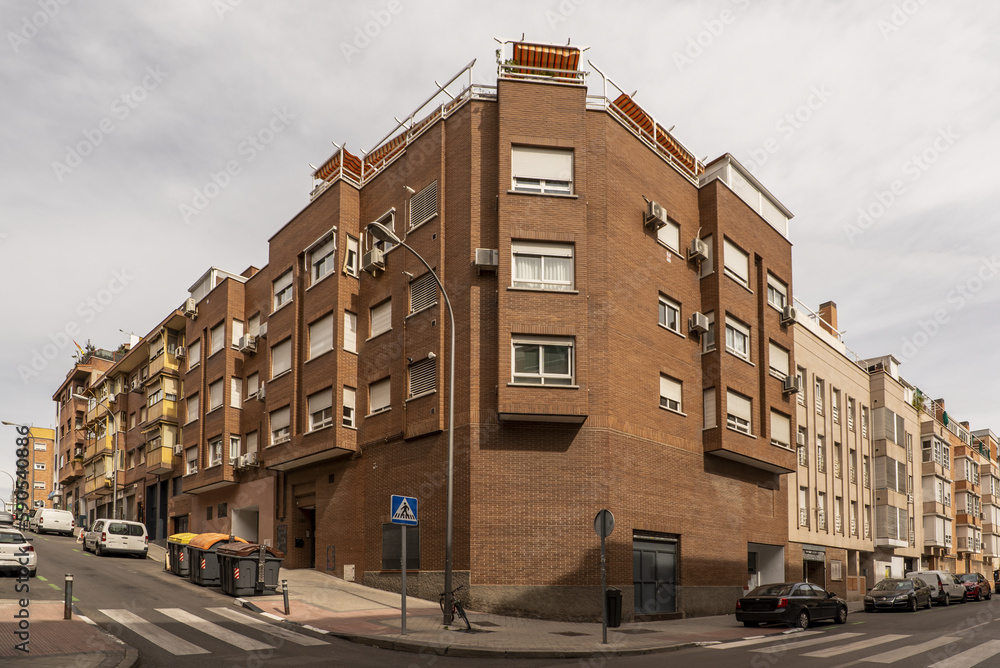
[2,1,998,502]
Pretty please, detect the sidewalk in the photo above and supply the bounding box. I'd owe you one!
[0,599,134,667]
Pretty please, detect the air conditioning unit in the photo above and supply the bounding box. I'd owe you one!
[173,444,183,456]
[688,237,708,262]
[246,451,258,466]
[238,335,257,354]
[782,375,801,395]
[362,248,385,274]
[688,312,709,334]
[796,430,806,447]
[256,384,266,401]
[235,454,247,469]
[189,466,198,475]
[781,305,798,325]
[174,346,186,360]
[182,297,197,319]
[645,200,669,230]
[474,248,499,270]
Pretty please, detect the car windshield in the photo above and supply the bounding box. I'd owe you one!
[873,579,911,591]
[960,574,978,582]
[0,532,27,544]
[748,584,794,597]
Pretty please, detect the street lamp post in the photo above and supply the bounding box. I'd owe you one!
[366,221,457,624]
[72,394,119,520]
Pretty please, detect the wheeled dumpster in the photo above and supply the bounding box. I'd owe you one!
[217,543,285,596]
[166,532,198,577]
[187,533,248,587]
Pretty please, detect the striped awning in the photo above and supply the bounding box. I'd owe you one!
[512,42,580,78]
[610,93,704,177]
[314,147,363,183]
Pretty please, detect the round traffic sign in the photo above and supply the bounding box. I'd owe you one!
[594,509,614,538]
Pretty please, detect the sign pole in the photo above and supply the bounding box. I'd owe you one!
[401,525,407,635]
[601,525,607,644]
[391,494,418,635]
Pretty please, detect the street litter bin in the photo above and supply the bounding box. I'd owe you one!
[187,533,248,587]
[605,587,622,628]
[216,543,285,597]
[167,532,199,577]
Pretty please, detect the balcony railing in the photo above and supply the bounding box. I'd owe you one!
[850,467,857,484]
[834,459,842,478]
[848,412,855,431]
[851,518,857,535]
[835,515,843,533]
[818,510,827,530]
[832,406,840,423]
[818,454,826,473]
[815,399,824,415]
[865,521,871,538]
[799,508,809,527]
[864,472,871,488]
[798,447,808,467]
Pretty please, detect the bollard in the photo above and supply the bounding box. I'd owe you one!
[64,574,73,620]
[282,579,290,615]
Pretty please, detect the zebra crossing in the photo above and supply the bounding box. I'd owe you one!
[705,630,1000,666]
[99,606,328,656]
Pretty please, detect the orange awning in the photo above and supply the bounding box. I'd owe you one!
[512,42,580,78]
[611,93,703,177]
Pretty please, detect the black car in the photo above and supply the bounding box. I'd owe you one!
[864,577,933,612]
[736,582,848,629]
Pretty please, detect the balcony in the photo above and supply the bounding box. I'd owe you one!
[850,518,857,535]
[146,445,177,476]
[59,460,84,485]
[850,467,857,484]
[148,349,181,379]
[922,460,953,482]
[84,473,112,496]
[834,459,842,478]
[146,399,179,424]
[797,447,808,467]
[799,508,809,527]
[818,510,827,530]
[835,515,843,533]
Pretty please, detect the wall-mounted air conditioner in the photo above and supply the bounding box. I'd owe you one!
[183,297,197,319]
[238,335,257,354]
[645,200,669,230]
[256,384,266,401]
[781,305,798,326]
[688,238,708,262]
[782,375,801,395]
[362,248,385,275]
[174,346,186,360]
[173,444,183,456]
[474,248,499,273]
[688,312,709,334]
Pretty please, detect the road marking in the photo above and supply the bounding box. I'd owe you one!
[157,608,272,651]
[101,609,209,656]
[863,636,960,663]
[707,630,823,649]
[751,632,864,654]
[929,640,1000,668]
[47,583,61,591]
[37,576,48,581]
[208,607,329,646]
[803,634,908,658]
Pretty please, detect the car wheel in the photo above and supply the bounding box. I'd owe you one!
[977,590,983,602]
[865,606,875,613]
[909,597,918,612]
[925,596,932,609]
[835,606,848,624]
[988,590,993,601]
[28,569,36,578]
[943,593,951,606]
[96,544,104,557]
[743,621,759,628]
[795,610,809,630]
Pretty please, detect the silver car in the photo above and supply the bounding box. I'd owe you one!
[906,570,966,605]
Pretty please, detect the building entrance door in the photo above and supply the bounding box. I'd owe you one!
[633,534,677,616]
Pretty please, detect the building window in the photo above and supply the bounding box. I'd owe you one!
[210,322,225,356]
[848,398,856,431]
[703,311,715,352]
[408,357,436,398]
[796,366,806,406]
[208,438,223,467]
[724,316,750,361]
[658,295,681,334]
[659,374,682,413]
[344,311,358,352]
[723,238,750,288]
[657,218,680,253]
[798,487,809,527]
[770,411,791,449]
[767,273,787,310]
[726,390,752,435]
[409,181,438,229]
[309,313,334,359]
[343,387,356,428]
[344,235,360,277]
[309,232,337,284]
[817,492,827,530]
[370,299,392,338]
[188,339,201,368]
[231,319,244,348]
[230,377,241,409]
[699,234,714,277]
[817,435,826,473]
[208,379,223,412]
[832,389,841,423]
[409,273,437,314]
[270,407,290,445]
[185,448,199,475]
[249,314,260,338]
[271,339,291,378]
[768,341,789,379]
[245,372,258,399]
[308,389,333,431]
[703,387,716,429]
[369,378,391,415]
[229,436,240,461]
[512,336,574,385]
[511,145,573,195]
[273,270,293,310]
[797,427,808,465]
[511,241,574,291]
[815,377,825,415]
[246,431,258,454]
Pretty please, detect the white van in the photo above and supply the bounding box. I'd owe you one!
[84,519,148,558]
[905,570,966,606]
[29,508,75,536]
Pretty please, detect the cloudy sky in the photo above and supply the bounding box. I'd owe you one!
[2,1,998,501]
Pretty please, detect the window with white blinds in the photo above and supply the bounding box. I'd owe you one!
[232,319,244,347]
[273,270,293,309]
[271,339,291,378]
[723,238,749,287]
[187,394,199,422]
[408,357,436,398]
[230,377,241,408]
[309,314,334,359]
[409,181,438,229]
[188,339,201,367]
[771,411,791,448]
[657,219,680,253]
[409,273,437,314]
[369,378,390,414]
[700,235,714,277]
[727,390,752,434]
[246,372,258,398]
[659,374,682,412]
[703,387,716,429]
[248,314,260,337]
[370,300,392,337]
[511,146,573,194]
[309,233,337,284]
[343,387,356,427]
[270,406,290,444]
[210,322,225,356]
[246,431,258,454]
[208,379,223,411]
[344,311,357,352]
[768,341,789,378]
[308,389,333,430]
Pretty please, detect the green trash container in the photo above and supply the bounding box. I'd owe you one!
[166,532,198,577]
[188,533,248,587]
[217,543,285,597]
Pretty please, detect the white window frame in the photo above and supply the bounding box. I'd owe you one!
[231,319,244,348]
[271,339,292,378]
[656,218,681,253]
[185,447,198,474]
[270,406,290,445]
[726,390,752,435]
[767,273,788,310]
[188,339,201,369]
[343,387,356,428]
[308,389,334,431]
[770,410,791,449]
[273,270,293,310]
[511,336,575,386]
[209,438,222,467]
[344,235,360,277]
[308,231,337,285]
[658,294,681,334]
[229,436,240,461]
[369,378,391,415]
[725,316,750,361]
[208,379,223,412]
[185,395,197,423]
[659,374,683,413]
[703,311,716,352]
[245,372,259,399]
[723,238,750,288]
[230,377,241,409]
[308,313,334,360]
[768,341,789,379]
[409,181,438,229]
[699,234,714,277]
[511,145,573,195]
[210,322,225,356]
[511,241,575,292]
[370,299,392,338]
[344,311,357,353]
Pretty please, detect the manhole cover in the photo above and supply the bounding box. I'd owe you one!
[551,631,590,637]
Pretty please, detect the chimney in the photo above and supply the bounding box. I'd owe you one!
[818,301,838,336]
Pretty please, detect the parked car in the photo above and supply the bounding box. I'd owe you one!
[83,519,148,558]
[736,582,848,629]
[864,577,933,612]
[28,508,75,536]
[959,573,992,601]
[0,511,14,527]
[905,570,966,606]
[0,528,36,577]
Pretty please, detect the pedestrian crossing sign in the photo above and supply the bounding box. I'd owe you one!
[390,495,418,525]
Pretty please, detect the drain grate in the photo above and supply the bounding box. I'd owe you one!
[551,631,591,637]
[613,628,658,635]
